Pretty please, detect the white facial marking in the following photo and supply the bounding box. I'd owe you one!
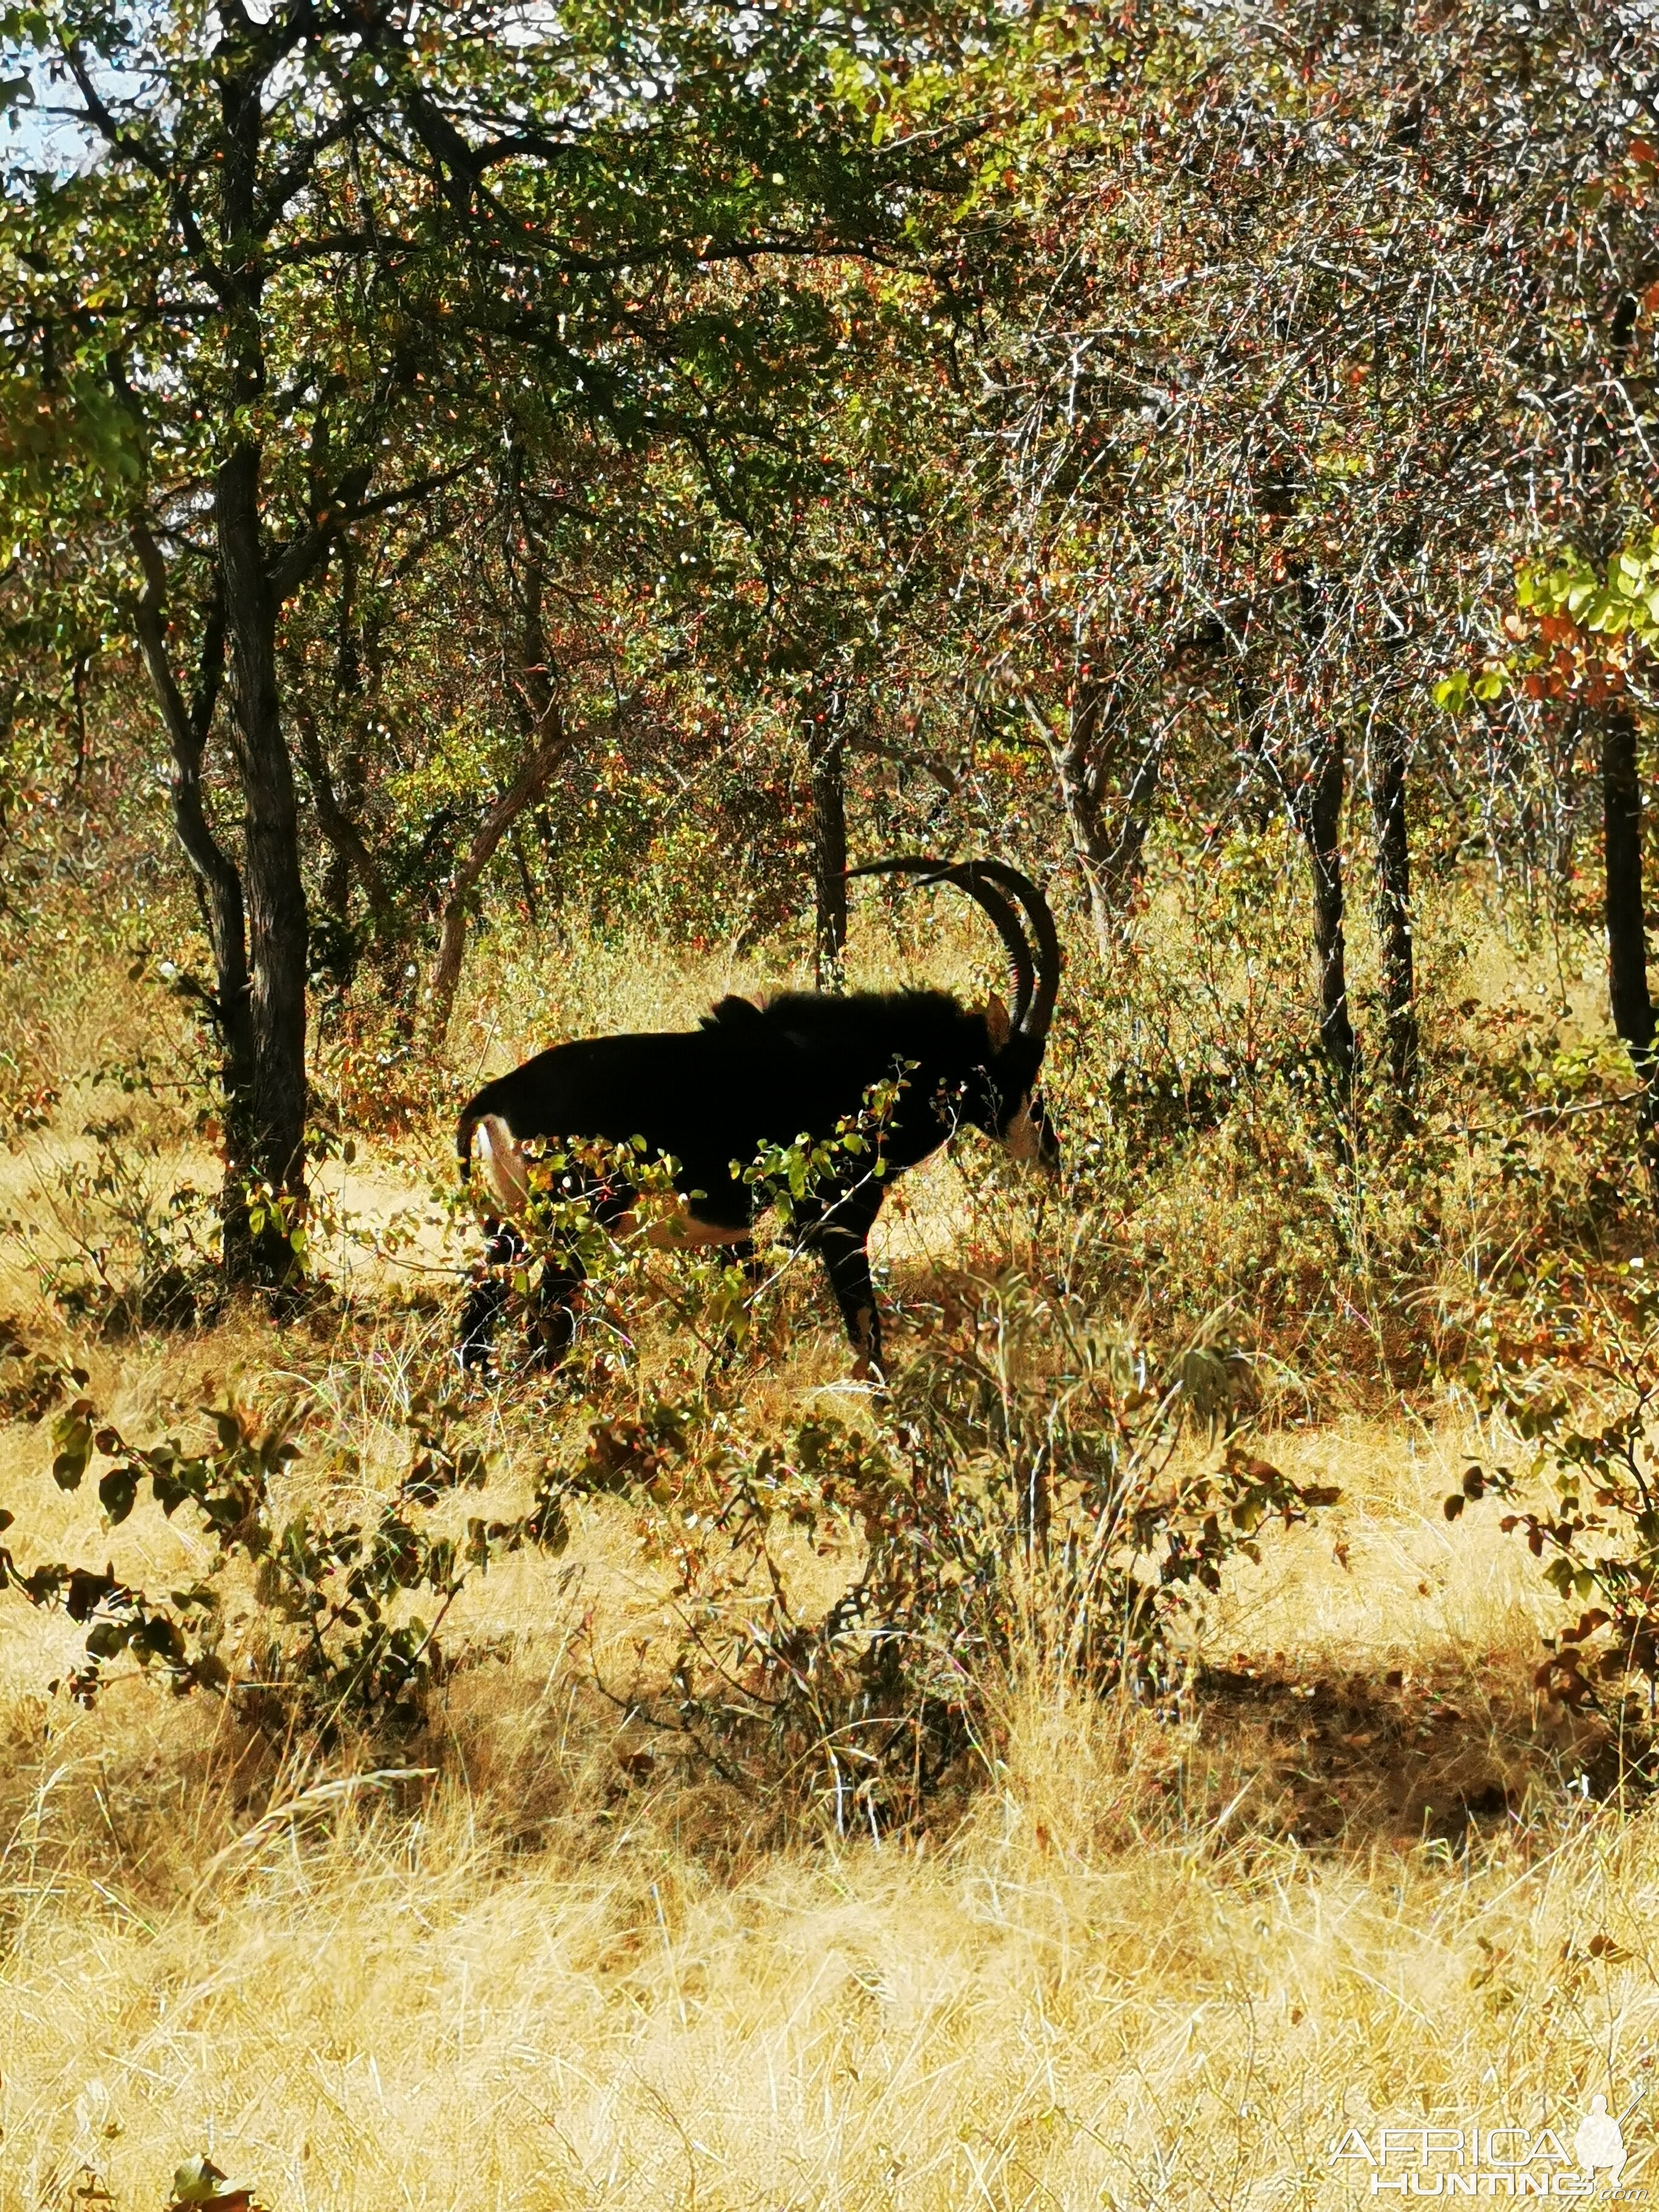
[1002,1092,1042,1165]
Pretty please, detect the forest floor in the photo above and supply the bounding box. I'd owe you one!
[3,896,1657,2211]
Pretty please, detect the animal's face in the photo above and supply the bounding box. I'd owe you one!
[999,1086,1061,1173]
[977,1000,1060,1171]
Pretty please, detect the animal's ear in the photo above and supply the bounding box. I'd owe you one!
[984,992,1010,1050]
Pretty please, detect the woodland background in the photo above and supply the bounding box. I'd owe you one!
[5,4,1659,2210]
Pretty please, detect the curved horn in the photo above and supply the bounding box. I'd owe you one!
[848,856,1036,1034]
[952,860,1061,1042]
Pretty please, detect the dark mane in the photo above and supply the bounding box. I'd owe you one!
[699,994,766,1031]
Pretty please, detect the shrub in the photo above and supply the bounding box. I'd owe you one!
[580,1269,1339,1829]
[1450,1266,1659,1735]
[0,1246,1338,1820]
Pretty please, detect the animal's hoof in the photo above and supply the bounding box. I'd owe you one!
[483,1218,527,1268]
[457,1275,511,1372]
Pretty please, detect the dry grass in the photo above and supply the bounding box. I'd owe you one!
[4,873,1657,2211]
[2,1309,1652,2211]
[2,1532,1655,2212]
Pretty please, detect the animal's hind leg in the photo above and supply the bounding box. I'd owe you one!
[458,1215,584,1371]
[706,1239,763,1372]
[814,1223,883,1380]
[458,1218,525,1372]
[528,1175,642,1363]
[528,1174,641,1363]
[458,1278,509,1370]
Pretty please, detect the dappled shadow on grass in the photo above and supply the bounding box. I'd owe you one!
[0,1610,1644,1936]
[1185,1652,1642,1854]
[529,1647,1640,1875]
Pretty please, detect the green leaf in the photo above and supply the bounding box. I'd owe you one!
[170,2160,229,2206]
[51,1412,92,1490]
[1432,671,1470,711]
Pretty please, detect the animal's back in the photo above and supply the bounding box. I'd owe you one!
[459,989,991,1211]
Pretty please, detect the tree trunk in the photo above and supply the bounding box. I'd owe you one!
[64,651,90,794]
[320,545,366,933]
[131,528,262,1278]
[320,793,352,927]
[1367,722,1419,1102]
[293,697,399,940]
[808,702,848,990]
[1600,698,1659,1181]
[509,820,540,924]
[1295,731,1358,1094]
[1042,679,1158,959]
[216,442,310,1279]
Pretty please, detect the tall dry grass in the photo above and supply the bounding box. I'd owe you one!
[4,843,1657,2211]
[2,1389,1652,2212]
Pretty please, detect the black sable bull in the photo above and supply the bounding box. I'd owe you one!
[454,857,1061,1375]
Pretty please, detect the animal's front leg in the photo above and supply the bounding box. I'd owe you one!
[529,1253,585,1364]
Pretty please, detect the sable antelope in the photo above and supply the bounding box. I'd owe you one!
[455,857,1061,1375]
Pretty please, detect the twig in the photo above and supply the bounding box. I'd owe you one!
[1443,1090,1643,1142]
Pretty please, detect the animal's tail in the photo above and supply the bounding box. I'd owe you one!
[457,1105,481,1183]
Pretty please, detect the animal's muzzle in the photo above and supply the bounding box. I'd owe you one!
[1033,1096,1062,1175]
[1002,1087,1061,1172]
